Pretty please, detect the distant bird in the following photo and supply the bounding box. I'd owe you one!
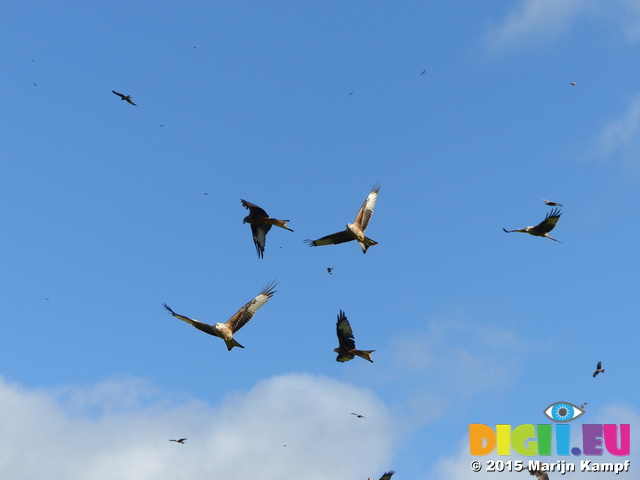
[421,70,426,75]
[334,310,374,363]
[204,193,208,195]
[33,82,38,86]
[45,298,49,300]
[305,184,380,254]
[112,90,137,106]
[503,208,562,243]
[527,467,549,480]
[541,199,563,207]
[368,470,395,480]
[169,438,187,444]
[570,82,576,85]
[349,91,354,95]
[327,268,333,274]
[351,413,365,419]
[31,59,34,62]
[593,361,605,378]
[580,403,587,410]
[241,199,293,258]
[162,281,277,350]
[159,124,165,127]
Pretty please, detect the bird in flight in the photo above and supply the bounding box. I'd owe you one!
[527,467,549,479]
[351,413,365,419]
[349,91,354,95]
[580,403,587,410]
[327,268,333,274]
[593,361,605,378]
[33,82,38,86]
[162,281,277,350]
[570,82,576,85]
[169,438,187,444]
[421,70,426,75]
[541,199,563,207]
[334,310,374,363]
[305,184,380,254]
[368,470,395,480]
[241,200,293,258]
[112,90,137,106]
[503,208,562,242]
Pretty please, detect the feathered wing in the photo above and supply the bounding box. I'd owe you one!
[305,231,354,247]
[353,184,380,231]
[528,468,549,480]
[125,97,137,106]
[531,208,562,234]
[379,471,395,480]
[112,90,125,98]
[162,303,218,336]
[336,310,356,351]
[250,224,272,258]
[225,281,277,333]
[241,199,269,218]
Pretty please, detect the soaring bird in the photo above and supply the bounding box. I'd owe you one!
[327,268,333,274]
[334,310,374,363]
[351,413,365,419]
[580,403,587,410]
[169,438,187,444]
[368,470,395,480]
[527,467,549,479]
[305,184,380,254]
[570,82,576,85]
[162,281,276,350]
[593,361,605,377]
[541,199,563,207]
[241,200,293,258]
[503,208,562,242]
[112,90,137,106]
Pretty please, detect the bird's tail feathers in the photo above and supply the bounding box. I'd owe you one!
[359,237,378,254]
[224,338,245,350]
[268,219,294,232]
[354,350,375,362]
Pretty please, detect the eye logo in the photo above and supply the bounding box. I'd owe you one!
[543,402,584,422]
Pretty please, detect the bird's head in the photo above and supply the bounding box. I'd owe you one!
[333,347,340,353]
[243,215,250,224]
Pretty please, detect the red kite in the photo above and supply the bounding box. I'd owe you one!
[570,82,576,85]
[162,281,276,350]
[541,199,563,207]
[305,184,380,254]
[593,361,605,377]
[334,310,374,363]
[351,413,365,419]
[241,200,293,258]
[112,90,137,106]
[169,438,187,444]
[503,208,562,242]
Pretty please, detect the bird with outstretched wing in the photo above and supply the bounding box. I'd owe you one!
[305,184,380,254]
[169,438,187,444]
[541,199,563,207]
[334,310,374,363]
[503,208,562,242]
[593,361,605,377]
[527,466,549,479]
[163,281,276,350]
[241,200,293,258]
[112,90,137,106]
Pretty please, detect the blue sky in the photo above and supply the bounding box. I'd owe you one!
[2,0,639,478]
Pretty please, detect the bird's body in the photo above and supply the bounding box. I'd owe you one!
[528,467,549,480]
[593,361,605,377]
[334,310,374,363]
[112,90,137,106]
[305,184,380,253]
[169,438,187,444]
[503,208,562,242]
[541,199,563,207]
[570,82,576,85]
[163,281,276,350]
[241,200,293,258]
[351,413,365,419]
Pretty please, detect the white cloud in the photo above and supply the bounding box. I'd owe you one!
[432,404,640,480]
[384,316,527,424]
[0,373,397,480]
[485,0,593,52]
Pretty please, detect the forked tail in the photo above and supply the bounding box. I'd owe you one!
[354,350,375,362]
[224,338,245,351]
[358,236,378,254]
[269,218,294,232]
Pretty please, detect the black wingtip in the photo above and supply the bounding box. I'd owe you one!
[162,303,174,315]
[303,239,316,247]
